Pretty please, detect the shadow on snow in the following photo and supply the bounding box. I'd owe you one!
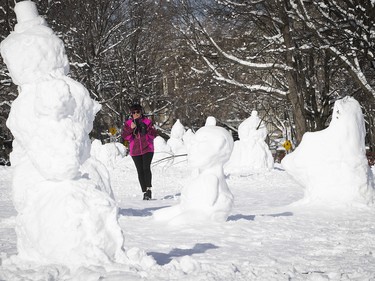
[227,211,293,221]
[118,207,165,217]
[148,243,219,265]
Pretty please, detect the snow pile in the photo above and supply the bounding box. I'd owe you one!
[282,97,375,206]
[153,125,234,224]
[225,110,274,175]
[0,1,127,268]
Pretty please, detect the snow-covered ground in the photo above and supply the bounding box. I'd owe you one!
[1,1,375,280]
[1,158,375,280]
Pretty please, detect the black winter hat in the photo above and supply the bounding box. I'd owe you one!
[130,103,143,112]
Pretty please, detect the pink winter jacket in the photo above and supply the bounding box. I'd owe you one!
[122,117,157,156]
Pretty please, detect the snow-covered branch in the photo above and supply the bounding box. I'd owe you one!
[202,28,292,71]
[291,0,375,97]
[201,55,287,98]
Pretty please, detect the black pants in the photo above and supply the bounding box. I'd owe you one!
[132,152,153,193]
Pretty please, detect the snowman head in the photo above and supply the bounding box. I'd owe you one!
[0,1,69,85]
[15,1,39,23]
[188,126,234,169]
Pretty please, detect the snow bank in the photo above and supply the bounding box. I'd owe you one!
[282,97,375,206]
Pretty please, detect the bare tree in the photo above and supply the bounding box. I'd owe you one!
[172,0,375,144]
[1,0,374,161]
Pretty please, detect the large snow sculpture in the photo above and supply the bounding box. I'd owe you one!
[282,97,374,206]
[153,125,234,224]
[225,110,274,175]
[1,1,125,267]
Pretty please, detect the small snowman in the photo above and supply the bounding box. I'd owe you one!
[167,119,187,156]
[153,125,234,224]
[152,136,173,166]
[225,110,274,175]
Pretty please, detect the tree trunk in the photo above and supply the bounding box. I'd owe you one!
[280,1,307,144]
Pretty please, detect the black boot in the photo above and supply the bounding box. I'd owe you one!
[143,192,148,200]
[145,187,152,200]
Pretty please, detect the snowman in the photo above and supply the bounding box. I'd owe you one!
[1,1,126,267]
[167,119,187,156]
[153,125,234,224]
[225,110,274,175]
[282,97,374,206]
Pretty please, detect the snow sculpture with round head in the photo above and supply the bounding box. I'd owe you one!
[205,116,217,126]
[282,97,374,206]
[1,1,126,268]
[225,110,273,175]
[153,125,234,224]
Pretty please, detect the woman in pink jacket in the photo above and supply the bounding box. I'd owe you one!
[122,104,157,200]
